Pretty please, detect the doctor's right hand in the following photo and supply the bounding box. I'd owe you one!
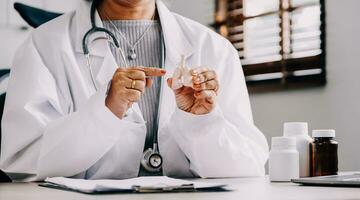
[105,66,166,119]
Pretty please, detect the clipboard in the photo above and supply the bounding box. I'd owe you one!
[39,176,229,194]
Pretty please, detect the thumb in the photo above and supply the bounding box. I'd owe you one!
[167,78,173,88]
[167,78,184,95]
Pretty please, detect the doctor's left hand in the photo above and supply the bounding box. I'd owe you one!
[167,67,219,115]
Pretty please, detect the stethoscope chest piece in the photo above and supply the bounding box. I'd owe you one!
[141,147,163,172]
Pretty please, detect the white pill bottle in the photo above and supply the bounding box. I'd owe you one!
[283,122,313,177]
[269,137,299,182]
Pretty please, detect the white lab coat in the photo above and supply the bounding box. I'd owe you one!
[0,0,268,181]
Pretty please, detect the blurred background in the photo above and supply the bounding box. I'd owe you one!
[0,0,359,172]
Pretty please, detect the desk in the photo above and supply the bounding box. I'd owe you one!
[1,176,360,200]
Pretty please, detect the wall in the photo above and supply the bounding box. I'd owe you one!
[0,0,80,68]
[162,0,214,25]
[250,0,360,171]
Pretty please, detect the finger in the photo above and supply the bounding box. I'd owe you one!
[113,68,128,80]
[125,79,146,93]
[110,76,130,89]
[194,90,216,103]
[193,70,217,84]
[167,78,184,94]
[193,79,218,91]
[143,67,167,77]
[190,66,209,76]
[125,66,166,77]
[126,66,146,72]
[114,71,146,90]
[125,70,146,80]
[192,104,208,115]
[115,67,126,73]
[126,90,142,102]
[191,99,215,115]
[146,78,153,88]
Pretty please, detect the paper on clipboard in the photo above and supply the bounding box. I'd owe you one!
[41,176,228,194]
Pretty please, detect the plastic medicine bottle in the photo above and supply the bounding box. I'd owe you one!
[283,122,313,177]
[269,137,299,182]
[310,129,338,177]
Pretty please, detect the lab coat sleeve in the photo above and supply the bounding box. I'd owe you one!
[162,41,269,178]
[0,36,146,181]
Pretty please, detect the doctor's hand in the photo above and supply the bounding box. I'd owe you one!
[106,66,166,119]
[167,67,219,115]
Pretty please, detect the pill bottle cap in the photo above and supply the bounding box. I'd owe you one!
[283,122,308,136]
[312,129,335,138]
[271,137,296,150]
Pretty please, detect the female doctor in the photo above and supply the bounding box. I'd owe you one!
[0,0,268,181]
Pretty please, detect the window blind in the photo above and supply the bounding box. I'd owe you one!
[214,0,326,87]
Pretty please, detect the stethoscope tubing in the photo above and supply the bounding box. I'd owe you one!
[82,1,165,162]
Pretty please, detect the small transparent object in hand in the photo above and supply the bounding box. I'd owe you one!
[171,55,193,90]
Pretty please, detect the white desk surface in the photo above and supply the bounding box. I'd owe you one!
[1,176,359,200]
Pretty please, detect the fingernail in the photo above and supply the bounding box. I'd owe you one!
[161,69,166,73]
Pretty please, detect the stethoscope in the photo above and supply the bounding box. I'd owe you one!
[82,1,164,173]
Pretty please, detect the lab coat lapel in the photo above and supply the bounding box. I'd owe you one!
[156,0,195,130]
[74,1,116,90]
